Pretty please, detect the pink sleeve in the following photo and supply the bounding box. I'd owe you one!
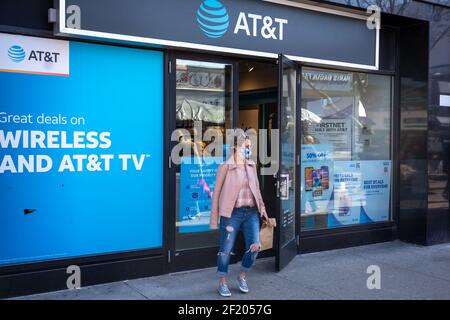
[210,164,227,228]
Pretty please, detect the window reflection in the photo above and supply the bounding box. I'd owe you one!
[174,59,233,250]
[300,67,393,230]
[280,65,296,245]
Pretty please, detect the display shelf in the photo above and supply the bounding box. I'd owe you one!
[176,87,225,92]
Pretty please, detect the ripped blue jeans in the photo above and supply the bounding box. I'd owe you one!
[217,206,261,277]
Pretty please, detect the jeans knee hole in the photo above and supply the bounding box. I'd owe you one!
[250,243,261,253]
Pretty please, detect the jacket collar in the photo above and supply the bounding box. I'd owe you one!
[224,157,255,169]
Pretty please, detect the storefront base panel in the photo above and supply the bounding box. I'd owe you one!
[171,246,275,273]
[427,208,450,245]
[299,225,397,254]
[170,247,219,273]
[0,255,165,299]
[0,227,399,299]
[398,208,427,245]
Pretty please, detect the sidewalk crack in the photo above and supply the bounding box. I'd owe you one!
[123,281,150,300]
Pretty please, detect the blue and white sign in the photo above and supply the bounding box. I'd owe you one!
[0,40,164,265]
[178,157,223,233]
[359,160,391,223]
[0,33,69,76]
[328,160,391,227]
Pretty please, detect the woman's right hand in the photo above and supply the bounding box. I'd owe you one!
[210,223,219,230]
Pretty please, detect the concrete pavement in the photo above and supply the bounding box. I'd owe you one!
[11,240,450,300]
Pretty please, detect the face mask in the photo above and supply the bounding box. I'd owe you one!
[239,147,252,159]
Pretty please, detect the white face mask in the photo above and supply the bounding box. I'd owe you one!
[239,146,252,159]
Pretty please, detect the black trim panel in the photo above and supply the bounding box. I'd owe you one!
[0,254,165,299]
[299,225,397,253]
[171,246,275,273]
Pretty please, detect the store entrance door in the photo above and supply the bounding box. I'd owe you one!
[167,52,299,273]
[275,54,299,271]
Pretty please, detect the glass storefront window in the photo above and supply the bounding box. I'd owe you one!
[174,59,233,250]
[300,67,393,230]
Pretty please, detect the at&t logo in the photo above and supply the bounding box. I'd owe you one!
[7,45,61,64]
[8,45,26,63]
[196,0,230,39]
[196,0,288,41]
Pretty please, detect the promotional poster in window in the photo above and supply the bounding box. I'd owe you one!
[178,157,222,233]
[301,144,391,229]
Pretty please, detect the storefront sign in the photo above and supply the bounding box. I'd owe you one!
[0,33,69,76]
[56,0,379,70]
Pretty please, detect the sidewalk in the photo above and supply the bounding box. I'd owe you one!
[12,241,450,300]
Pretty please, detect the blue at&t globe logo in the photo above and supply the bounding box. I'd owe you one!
[197,0,229,39]
[8,45,26,63]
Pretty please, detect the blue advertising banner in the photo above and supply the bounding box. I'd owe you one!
[0,39,164,265]
[178,157,222,233]
[359,160,391,223]
[328,160,391,227]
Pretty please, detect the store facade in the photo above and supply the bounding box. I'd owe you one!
[0,0,449,298]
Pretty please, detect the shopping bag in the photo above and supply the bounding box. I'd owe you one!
[259,218,277,251]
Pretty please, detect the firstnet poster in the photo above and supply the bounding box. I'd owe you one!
[178,157,222,233]
[328,160,392,227]
[304,119,352,160]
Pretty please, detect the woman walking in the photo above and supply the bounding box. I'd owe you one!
[210,132,268,297]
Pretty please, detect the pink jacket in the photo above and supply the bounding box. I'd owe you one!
[210,157,267,229]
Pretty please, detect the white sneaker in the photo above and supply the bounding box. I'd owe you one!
[218,283,232,297]
[237,276,249,293]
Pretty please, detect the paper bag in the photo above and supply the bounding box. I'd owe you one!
[259,218,277,251]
